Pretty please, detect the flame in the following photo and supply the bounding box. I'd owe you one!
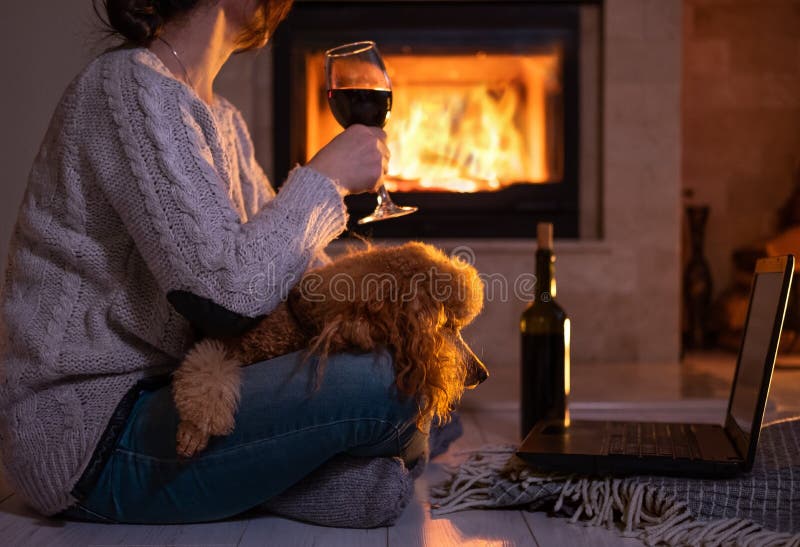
[305,51,562,193]
[384,84,524,192]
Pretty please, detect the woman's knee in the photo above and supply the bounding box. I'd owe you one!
[239,349,425,457]
[320,350,421,424]
[319,351,427,456]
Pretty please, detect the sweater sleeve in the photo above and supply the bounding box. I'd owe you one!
[98,55,347,319]
[227,98,335,273]
[226,103,277,219]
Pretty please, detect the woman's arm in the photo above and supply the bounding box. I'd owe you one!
[227,103,334,272]
[97,56,347,328]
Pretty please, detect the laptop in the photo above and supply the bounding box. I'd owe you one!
[517,254,795,478]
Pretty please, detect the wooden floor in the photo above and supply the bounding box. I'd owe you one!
[0,407,648,547]
[1,353,798,546]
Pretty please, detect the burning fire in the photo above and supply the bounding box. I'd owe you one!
[384,83,525,192]
[305,51,562,193]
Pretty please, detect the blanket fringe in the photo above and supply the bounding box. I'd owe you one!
[429,445,800,546]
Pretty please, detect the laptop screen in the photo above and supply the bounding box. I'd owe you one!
[728,270,786,436]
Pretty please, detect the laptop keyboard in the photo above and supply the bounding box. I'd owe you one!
[607,422,701,459]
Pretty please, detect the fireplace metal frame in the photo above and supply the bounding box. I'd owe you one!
[272,1,587,238]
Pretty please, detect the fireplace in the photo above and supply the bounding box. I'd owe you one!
[271,1,589,238]
[215,0,683,395]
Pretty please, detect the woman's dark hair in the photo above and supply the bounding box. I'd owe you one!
[95,0,293,49]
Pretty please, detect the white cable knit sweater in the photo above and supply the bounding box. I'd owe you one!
[0,47,348,516]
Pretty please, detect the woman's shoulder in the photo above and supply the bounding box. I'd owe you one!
[71,46,201,112]
[102,47,185,97]
[51,46,174,126]
[74,47,241,121]
[71,46,167,91]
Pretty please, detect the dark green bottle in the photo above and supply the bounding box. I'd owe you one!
[519,222,570,440]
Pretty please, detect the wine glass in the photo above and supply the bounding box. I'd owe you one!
[324,41,417,224]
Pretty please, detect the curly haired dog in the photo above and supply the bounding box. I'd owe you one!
[172,241,488,457]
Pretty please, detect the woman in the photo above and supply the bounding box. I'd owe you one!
[0,0,426,524]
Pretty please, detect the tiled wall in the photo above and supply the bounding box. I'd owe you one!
[217,0,684,407]
[683,0,800,297]
[601,0,682,366]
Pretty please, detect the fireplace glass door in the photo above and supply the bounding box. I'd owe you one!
[272,2,584,238]
[306,48,564,193]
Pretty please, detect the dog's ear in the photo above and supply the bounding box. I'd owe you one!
[331,315,373,350]
[439,258,485,327]
[404,290,444,330]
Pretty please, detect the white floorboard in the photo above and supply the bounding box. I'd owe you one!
[390,505,537,546]
[8,371,790,547]
[0,495,249,547]
[0,408,651,547]
[471,409,521,445]
[385,409,537,546]
[238,515,386,546]
[434,411,484,461]
[524,512,644,546]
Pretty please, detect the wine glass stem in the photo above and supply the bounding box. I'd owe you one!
[376,184,392,207]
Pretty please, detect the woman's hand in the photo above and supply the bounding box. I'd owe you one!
[307,124,389,196]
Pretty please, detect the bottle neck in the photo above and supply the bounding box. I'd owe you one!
[535,248,556,302]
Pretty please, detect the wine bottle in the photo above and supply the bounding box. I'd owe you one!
[519,222,571,440]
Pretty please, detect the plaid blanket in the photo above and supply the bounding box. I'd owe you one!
[430,417,800,546]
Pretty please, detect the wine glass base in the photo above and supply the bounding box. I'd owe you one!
[357,205,418,225]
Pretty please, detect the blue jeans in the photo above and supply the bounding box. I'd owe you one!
[57,350,427,524]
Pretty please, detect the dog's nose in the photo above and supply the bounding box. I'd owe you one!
[455,333,489,389]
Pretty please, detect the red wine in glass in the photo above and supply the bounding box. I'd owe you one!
[327,89,393,128]
[324,41,417,224]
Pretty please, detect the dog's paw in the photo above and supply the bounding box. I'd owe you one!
[173,339,242,440]
[176,420,210,458]
[207,405,236,436]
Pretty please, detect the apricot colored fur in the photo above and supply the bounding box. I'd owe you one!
[172,242,485,457]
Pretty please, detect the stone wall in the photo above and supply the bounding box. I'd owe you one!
[682,0,800,298]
